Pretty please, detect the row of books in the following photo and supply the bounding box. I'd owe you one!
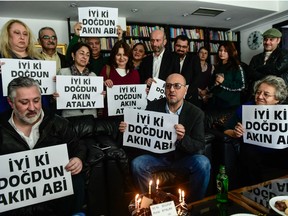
[126,25,164,37]
[100,38,118,50]
[170,27,205,40]
[209,30,238,41]
[171,41,205,52]
[125,39,153,51]
[209,43,220,53]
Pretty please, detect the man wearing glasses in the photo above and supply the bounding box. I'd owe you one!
[174,35,201,106]
[38,27,69,73]
[119,73,211,202]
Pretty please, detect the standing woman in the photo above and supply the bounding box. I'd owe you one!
[196,46,214,109]
[207,41,245,111]
[0,19,42,113]
[57,42,98,118]
[132,42,147,70]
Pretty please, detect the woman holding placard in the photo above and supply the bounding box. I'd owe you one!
[56,42,99,118]
[224,75,288,186]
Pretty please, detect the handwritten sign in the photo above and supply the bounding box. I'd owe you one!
[150,201,178,216]
[243,105,288,149]
[107,84,147,116]
[123,109,178,154]
[0,144,73,213]
[1,58,56,96]
[78,7,118,37]
[147,77,166,101]
[56,75,104,109]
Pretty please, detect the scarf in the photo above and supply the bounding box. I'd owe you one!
[70,64,90,76]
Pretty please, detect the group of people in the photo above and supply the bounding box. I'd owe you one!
[0,17,288,216]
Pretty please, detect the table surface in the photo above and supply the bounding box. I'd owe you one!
[187,175,288,216]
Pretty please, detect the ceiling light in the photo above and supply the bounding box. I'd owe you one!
[70,3,78,8]
[225,17,232,21]
[131,8,139,13]
[191,7,225,17]
[182,13,189,17]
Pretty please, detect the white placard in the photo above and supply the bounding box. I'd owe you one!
[243,105,288,149]
[107,84,147,116]
[150,201,178,216]
[147,77,166,101]
[0,144,73,213]
[56,75,104,109]
[78,7,118,37]
[123,109,178,154]
[1,58,56,96]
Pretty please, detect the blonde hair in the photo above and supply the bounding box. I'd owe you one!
[0,19,40,59]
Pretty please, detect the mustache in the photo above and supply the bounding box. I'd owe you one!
[47,42,55,45]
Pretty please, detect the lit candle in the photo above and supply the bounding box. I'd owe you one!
[137,198,141,213]
[182,190,185,204]
[135,194,139,209]
[178,189,182,202]
[149,180,153,194]
[156,179,159,190]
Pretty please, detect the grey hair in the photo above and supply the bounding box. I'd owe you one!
[38,26,56,39]
[8,76,41,102]
[253,75,288,103]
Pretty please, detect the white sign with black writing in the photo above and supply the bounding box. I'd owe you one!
[150,201,178,216]
[107,84,147,116]
[78,7,118,37]
[147,77,166,101]
[56,75,104,109]
[243,105,288,149]
[1,58,56,96]
[123,109,178,154]
[0,144,73,213]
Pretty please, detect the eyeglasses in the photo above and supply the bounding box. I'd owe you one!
[42,35,57,40]
[255,91,275,98]
[165,83,186,90]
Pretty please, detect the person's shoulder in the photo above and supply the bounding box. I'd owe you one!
[183,100,204,115]
[58,67,71,75]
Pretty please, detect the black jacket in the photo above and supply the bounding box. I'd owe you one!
[249,47,288,84]
[0,109,86,161]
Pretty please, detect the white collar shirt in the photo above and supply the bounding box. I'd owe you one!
[153,48,165,78]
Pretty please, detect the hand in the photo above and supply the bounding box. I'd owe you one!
[52,92,59,100]
[234,122,244,138]
[145,78,156,87]
[101,91,106,98]
[119,121,127,133]
[0,61,5,74]
[104,79,114,88]
[74,22,82,36]
[175,124,185,141]
[215,74,224,85]
[65,157,83,175]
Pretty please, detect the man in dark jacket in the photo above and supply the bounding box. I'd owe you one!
[119,73,211,202]
[173,34,201,106]
[249,28,288,89]
[0,76,86,216]
[139,29,179,86]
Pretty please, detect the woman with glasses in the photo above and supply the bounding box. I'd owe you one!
[224,75,288,186]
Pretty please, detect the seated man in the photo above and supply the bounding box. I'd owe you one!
[0,76,86,216]
[119,73,211,202]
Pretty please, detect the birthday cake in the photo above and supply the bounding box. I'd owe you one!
[128,190,188,216]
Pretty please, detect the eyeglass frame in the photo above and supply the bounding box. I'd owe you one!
[165,83,186,90]
[255,90,275,99]
[41,35,57,40]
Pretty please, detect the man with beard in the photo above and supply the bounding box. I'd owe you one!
[139,29,179,86]
[0,76,86,216]
[248,28,288,93]
[174,35,201,106]
[119,73,211,202]
[38,27,69,73]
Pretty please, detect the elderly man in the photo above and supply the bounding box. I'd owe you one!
[249,28,288,89]
[0,76,86,215]
[119,73,211,202]
[38,26,69,73]
[139,29,179,86]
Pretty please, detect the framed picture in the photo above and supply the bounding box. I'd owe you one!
[34,43,67,55]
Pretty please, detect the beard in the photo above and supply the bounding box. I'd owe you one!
[14,109,41,125]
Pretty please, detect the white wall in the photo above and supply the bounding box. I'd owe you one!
[240,14,288,64]
[0,17,70,45]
